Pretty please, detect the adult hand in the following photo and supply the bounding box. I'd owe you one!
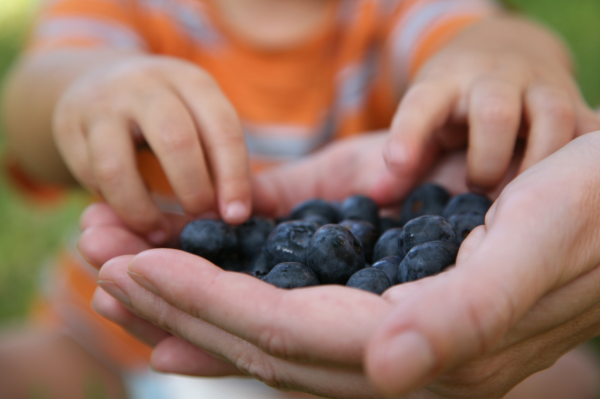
[83,132,600,398]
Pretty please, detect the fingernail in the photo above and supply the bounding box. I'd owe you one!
[382,331,436,388]
[147,229,168,246]
[224,200,248,222]
[97,280,132,307]
[127,271,159,295]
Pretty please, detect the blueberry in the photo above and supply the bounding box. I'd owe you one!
[276,215,291,225]
[399,215,457,255]
[443,193,492,219]
[179,219,239,267]
[397,241,458,283]
[262,262,320,289]
[236,217,275,261]
[449,212,485,246]
[264,221,318,268]
[372,256,402,285]
[244,249,272,277]
[346,268,392,295]
[290,199,339,224]
[400,183,451,225]
[307,224,365,284]
[379,216,401,233]
[330,201,344,222]
[339,219,378,263]
[373,228,404,262]
[244,270,268,279]
[303,214,330,227]
[220,256,246,272]
[341,195,380,227]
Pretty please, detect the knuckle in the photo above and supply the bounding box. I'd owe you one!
[256,324,292,359]
[126,206,158,231]
[443,357,513,399]
[157,125,196,153]
[150,299,176,334]
[477,101,517,130]
[189,70,218,91]
[403,82,439,109]
[235,353,283,388]
[86,92,122,118]
[208,129,246,150]
[539,94,575,125]
[94,157,123,186]
[253,295,295,360]
[462,282,515,355]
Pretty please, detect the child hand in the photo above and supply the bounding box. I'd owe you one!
[384,18,600,193]
[53,56,251,244]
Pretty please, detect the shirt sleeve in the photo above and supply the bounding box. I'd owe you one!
[384,0,501,80]
[26,0,148,53]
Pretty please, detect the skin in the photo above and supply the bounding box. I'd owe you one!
[3,1,598,242]
[2,0,599,396]
[81,131,600,398]
[381,17,600,197]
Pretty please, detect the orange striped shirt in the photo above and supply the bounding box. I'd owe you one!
[28,0,498,165]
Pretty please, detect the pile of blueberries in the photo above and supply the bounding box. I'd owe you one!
[179,183,491,295]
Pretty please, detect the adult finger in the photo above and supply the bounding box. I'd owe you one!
[384,80,458,180]
[252,133,403,216]
[94,287,242,377]
[98,256,381,398]
[175,72,252,225]
[86,117,170,244]
[365,136,600,396]
[91,285,170,347]
[520,84,575,173]
[467,78,522,190]
[499,262,600,349]
[132,90,216,219]
[151,336,243,377]
[125,249,391,365]
[78,225,152,269]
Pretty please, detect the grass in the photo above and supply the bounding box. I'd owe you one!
[510,0,600,107]
[0,0,600,358]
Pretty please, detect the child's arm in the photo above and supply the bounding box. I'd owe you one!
[1,3,252,244]
[385,13,600,193]
[2,50,135,186]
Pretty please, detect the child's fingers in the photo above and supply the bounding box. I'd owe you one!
[132,90,216,218]
[520,85,575,173]
[79,202,127,231]
[52,113,97,191]
[176,75,252,225]
[87,118,170,244]
[574,103,600,137]
[385,80,459,180]
[467,79,522,190]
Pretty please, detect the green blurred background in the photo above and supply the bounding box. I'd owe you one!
[0,0,599,322]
